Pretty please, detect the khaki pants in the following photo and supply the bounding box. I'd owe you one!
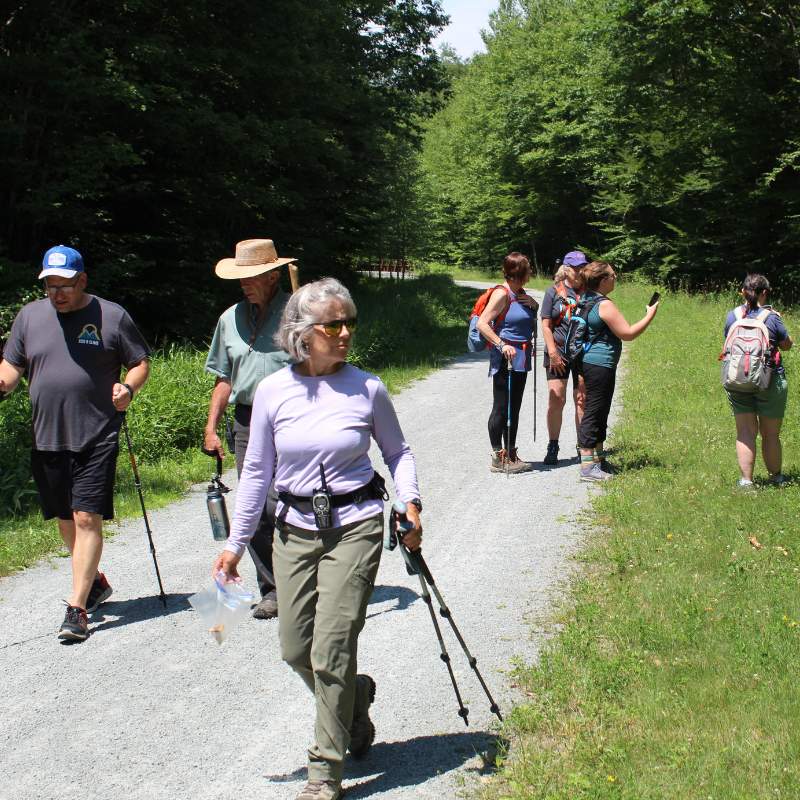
[274,513,383,782]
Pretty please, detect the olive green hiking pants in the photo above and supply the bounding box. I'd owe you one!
[274,513,383,783]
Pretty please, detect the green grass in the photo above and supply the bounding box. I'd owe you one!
[0,274,476,575]
[482,283,800,799]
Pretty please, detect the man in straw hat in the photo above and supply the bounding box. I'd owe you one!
[204,238,297,619]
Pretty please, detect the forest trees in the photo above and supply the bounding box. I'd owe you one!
[417,0,800,295]
[0,0,446,338]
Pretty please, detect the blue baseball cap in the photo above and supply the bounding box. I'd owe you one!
[562,250,588,267]
[38,245,85,279]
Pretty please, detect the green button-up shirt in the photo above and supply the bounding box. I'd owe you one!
[205,293,293,406]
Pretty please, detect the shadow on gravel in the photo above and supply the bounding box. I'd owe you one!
[89,592,192,634]
[263,732,507,795]
[365,584,420,619]
[343,731,507,797]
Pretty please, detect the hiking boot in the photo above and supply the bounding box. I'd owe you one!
[737,478,756,491]
[506,448,534,474]
[768,473,789,487]
[252,590,278,620]
[543,440,559,465]
[58,604,89,642]
[349,674,376,759]
[86,572,113,613]
[490,449,506,473]
[579,462,613,482]
[294,780,341,800]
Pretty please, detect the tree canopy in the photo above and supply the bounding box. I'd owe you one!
[0,0,446,339]
[415,0,800,296]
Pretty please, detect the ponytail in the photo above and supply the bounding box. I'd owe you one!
[741,273,770,311]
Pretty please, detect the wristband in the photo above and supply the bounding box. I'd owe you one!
[495,342,504,352]
[408,498,423,512]
[122,382,134,399]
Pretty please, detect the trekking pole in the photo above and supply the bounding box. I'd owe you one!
[506,355,512,478]
[533,326,538,442]
[388,502,503,725]
[121,417,167,608]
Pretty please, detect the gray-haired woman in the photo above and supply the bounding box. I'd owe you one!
[214,277,423,800]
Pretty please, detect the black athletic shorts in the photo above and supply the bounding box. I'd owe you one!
[542,350,581,382]
[31,437,119,521]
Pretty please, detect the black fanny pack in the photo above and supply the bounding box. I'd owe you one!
[278,471,389,516]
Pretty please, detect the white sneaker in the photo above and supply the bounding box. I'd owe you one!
[737,478,755,491]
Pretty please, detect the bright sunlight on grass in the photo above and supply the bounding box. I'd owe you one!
[483,283,800,799]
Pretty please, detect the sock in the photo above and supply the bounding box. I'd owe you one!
[580,454,594,466]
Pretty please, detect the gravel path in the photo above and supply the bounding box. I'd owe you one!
[1,283,610,800]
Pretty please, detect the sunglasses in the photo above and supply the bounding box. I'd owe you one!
[316,318,357,337]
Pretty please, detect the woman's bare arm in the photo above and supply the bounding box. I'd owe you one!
[598,299,658,341]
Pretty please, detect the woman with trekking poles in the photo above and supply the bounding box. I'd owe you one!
[721,273,793,489]
[213,277,423,800]
[477,252,539,474]
[576,261,659,482]
[540,250,588,465]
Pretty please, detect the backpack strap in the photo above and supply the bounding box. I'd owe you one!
[491,285,514,332]
[755,307,771,323]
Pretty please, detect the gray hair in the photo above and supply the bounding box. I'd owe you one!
[276,277,358,361]
[553,265,570,283]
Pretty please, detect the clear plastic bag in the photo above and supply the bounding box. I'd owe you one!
[188,572,255,644]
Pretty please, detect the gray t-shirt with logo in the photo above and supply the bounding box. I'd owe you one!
[4,296,150,451]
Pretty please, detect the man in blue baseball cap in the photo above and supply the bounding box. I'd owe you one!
[0,245,151,642]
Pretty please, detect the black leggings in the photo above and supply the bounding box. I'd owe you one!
[578,362,617,449]
[488,362,528,451]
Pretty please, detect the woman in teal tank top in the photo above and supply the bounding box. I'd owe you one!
[577,262,659,481]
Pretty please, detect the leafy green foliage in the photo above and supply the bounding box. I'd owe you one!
[416,1,800,296]
[0,1,447,340]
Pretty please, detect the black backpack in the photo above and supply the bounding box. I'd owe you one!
[557,295,607,366]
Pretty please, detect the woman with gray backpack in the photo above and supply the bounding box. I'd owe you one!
[720,273,793,489]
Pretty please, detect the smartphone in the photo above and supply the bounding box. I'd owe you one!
[648,291,661,306]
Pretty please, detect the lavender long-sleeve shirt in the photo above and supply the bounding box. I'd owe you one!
[225,364,420,556]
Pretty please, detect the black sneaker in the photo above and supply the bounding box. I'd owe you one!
[86,572,113,613]
[58,604,89,641]
[543,441,559,465]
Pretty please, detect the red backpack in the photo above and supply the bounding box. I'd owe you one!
[466,285,513,352]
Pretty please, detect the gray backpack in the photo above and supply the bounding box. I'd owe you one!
[719,307,773,393]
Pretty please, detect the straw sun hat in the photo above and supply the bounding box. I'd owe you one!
[215,239,297,279]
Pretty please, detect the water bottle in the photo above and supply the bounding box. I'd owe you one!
[206,479,230,541]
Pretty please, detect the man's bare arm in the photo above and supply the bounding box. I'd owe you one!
[204,378,232,457]
[0,359,24,395]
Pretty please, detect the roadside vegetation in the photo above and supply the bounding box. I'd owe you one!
[483,282,800,799]
[0,275,474,576]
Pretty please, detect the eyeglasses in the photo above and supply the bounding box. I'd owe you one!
[45,277,81,294]
[316,318,357,336]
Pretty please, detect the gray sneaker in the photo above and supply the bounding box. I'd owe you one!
[349,674,376,758]
[295,780,341,800]
[579,462,613,482]
[252,590,278,619]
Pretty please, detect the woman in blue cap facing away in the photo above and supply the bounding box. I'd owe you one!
[721,273,793,489]
[539,250,588,465]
